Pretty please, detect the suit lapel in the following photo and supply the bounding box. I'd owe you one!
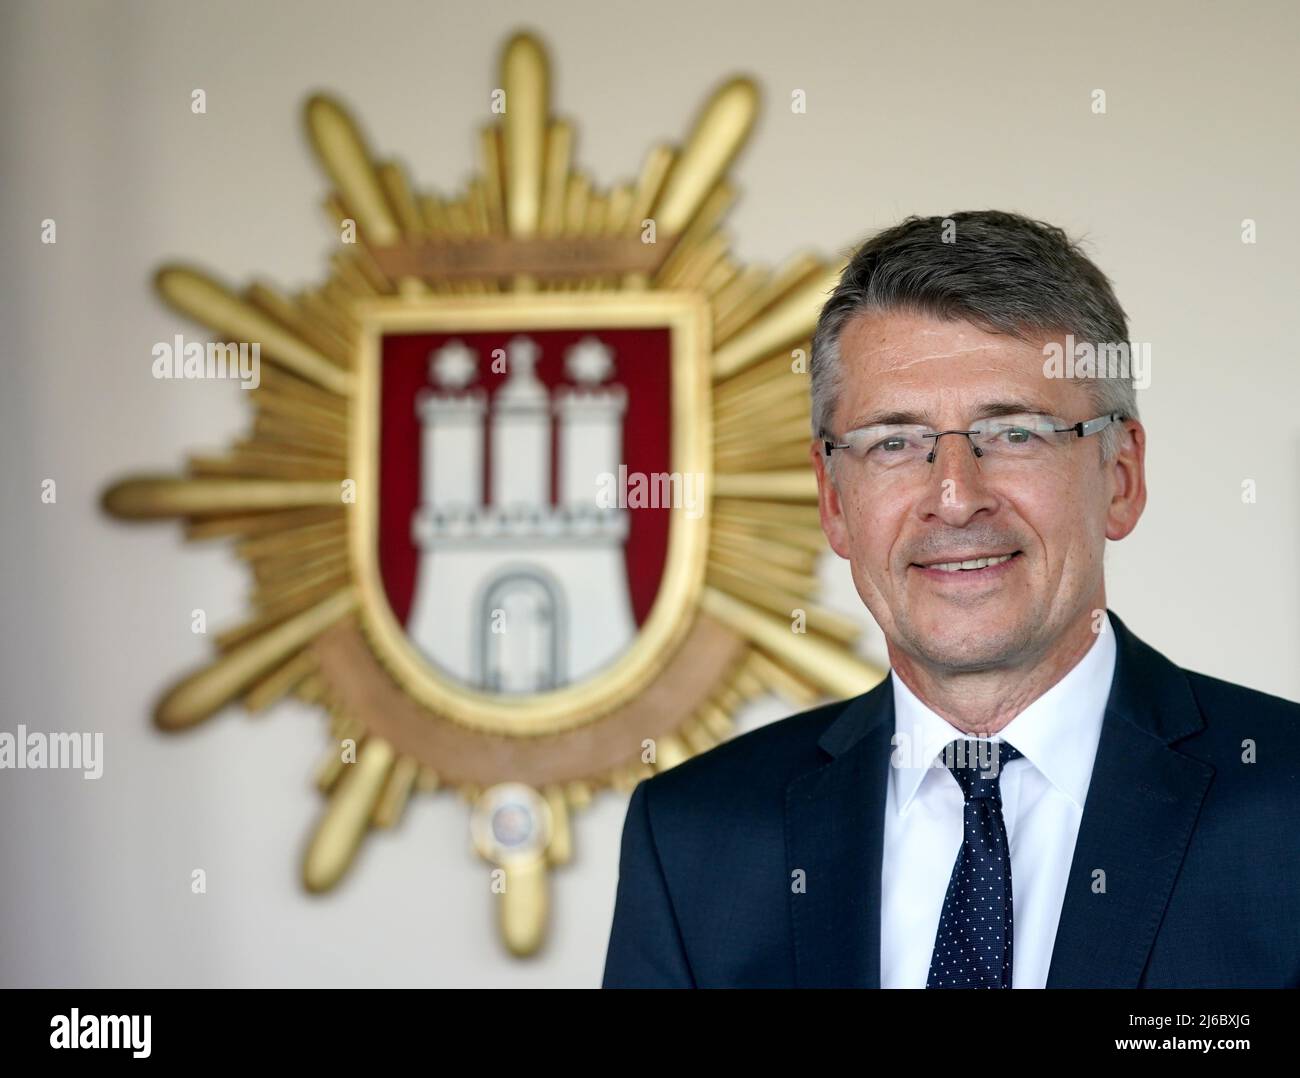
[786,680,894,988]
[1046,611,1215,987]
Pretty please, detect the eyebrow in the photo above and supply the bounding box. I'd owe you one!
[845,399,1059,429]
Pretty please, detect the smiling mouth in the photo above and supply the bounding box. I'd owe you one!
[911,551,1022,573]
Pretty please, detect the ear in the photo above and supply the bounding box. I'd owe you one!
[1105,419,1147,540]
[811,438,852,559]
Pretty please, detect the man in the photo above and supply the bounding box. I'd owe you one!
[601,210,1300,988]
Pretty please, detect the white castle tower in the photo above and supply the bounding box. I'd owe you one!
[405,334,636,694]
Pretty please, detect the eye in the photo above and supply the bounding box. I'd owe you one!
[876,435,910,453]
[986,422,1045,446]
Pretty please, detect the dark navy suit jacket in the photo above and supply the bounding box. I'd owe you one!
[602,611,1300,988]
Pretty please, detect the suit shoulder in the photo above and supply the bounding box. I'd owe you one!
[637,695,852,809]
[1178,667,1300,798]
[1182,666,1300,727]
[1180,665,1300,816]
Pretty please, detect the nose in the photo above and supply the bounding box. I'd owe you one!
[915,430,998,527]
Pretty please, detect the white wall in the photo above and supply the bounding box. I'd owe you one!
[2,0,1297,987]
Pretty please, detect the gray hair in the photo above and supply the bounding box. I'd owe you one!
[809,210,1138,460]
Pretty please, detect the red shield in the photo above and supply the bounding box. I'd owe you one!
[375,326,673,694]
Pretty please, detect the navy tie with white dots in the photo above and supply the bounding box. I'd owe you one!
[926,738,1023,989]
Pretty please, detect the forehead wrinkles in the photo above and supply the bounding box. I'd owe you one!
[869,342,1017,377]
[844,315,1014,363]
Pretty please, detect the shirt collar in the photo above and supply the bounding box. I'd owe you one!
[889,612,1118,815]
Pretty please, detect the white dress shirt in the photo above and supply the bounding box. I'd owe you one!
[879,613,1117,988]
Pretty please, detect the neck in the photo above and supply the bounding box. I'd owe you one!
[888,599,1106,736]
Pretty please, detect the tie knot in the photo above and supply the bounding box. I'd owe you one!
[937,739,1022,800]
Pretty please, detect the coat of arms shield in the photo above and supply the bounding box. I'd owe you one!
[353,294,711,733]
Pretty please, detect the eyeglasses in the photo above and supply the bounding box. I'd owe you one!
[821,411,1123,476]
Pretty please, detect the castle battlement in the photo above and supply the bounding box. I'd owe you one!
[416,387,487,419]
[553,384,628,413]
[412,503,629,545]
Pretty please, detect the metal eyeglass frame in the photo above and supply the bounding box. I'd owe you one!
[822,412,1124,464]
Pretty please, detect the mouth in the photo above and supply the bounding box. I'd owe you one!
[910,550,1023,578]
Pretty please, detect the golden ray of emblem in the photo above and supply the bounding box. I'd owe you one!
[103,30,884,956]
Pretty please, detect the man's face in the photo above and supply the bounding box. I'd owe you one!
[810,310,1146,674]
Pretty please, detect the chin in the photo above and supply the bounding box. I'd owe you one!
[900,616,1036,672]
